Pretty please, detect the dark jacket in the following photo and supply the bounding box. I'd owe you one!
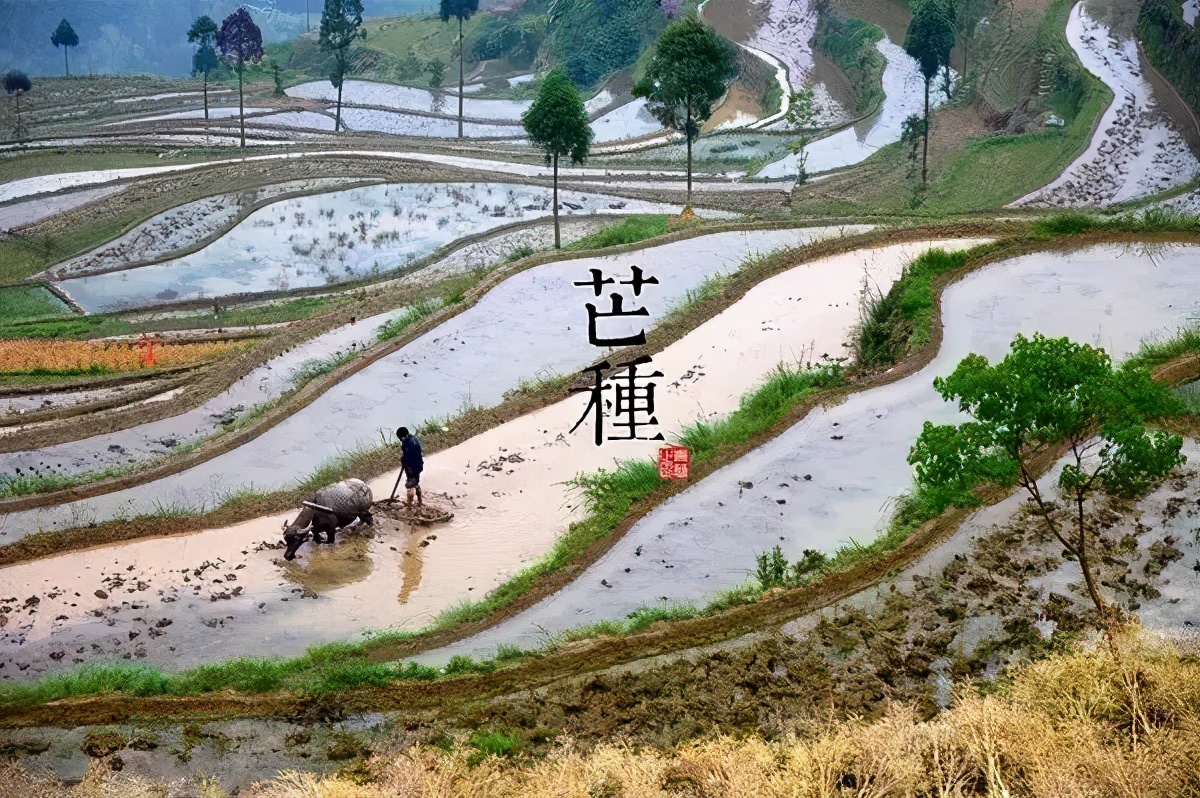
[401,435,424,473]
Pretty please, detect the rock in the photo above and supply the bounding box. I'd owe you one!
[94,590,108,600]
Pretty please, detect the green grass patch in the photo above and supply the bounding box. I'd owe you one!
[857,244,1001,369]
[679,362,843,463]
[1125,323,1200,372]
[566,215,671,251]
[817,12,887,115]
[0,285,73,322]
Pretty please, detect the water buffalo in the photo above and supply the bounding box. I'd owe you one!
[282,478,374,560]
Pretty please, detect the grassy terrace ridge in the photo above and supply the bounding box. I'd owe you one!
[3,220,1200,718]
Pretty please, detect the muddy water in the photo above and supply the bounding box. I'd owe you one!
[56,184,698,313]
[0,236,964,678]
[424,243,1200,663]
[0,186,126,232]
[1,227,866,544]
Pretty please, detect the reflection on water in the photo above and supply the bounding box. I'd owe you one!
[279,526,376,594]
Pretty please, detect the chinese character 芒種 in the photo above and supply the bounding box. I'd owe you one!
[573,266,660,347]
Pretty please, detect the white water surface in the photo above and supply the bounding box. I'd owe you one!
[2,228,859,540]
[757,36,946,178]
[55,183,717,312]
[425,242,1200,662]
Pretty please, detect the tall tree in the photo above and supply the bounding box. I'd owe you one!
[439,0,480,139]
[909,333,1185,636]
[3,70,32,141]
[188,15,219,120]
[319,0,366,133]
[51,19,79,77]
[217,7,265,149]
[521,68,593,249]
[633,15,737,209]
[903,0,954,184]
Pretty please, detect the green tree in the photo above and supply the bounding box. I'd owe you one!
[427,58,446,88]
[320,0,366,133]
[908,333,1185,633]
[3,70,32,141]
[521,67,593,249]
[440,0,481,139]
[903,0,953,184]
[51,19,79,77]
[785,88,815,185]
[188,15,219,120]
[633,15,737,208]
[216,8,265,149]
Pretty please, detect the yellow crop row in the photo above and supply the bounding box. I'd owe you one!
[0,339,246,374]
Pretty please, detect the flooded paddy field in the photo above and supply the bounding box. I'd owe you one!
[1,227,861,541]
[426,242,1200,661]
[53,183,715,313]
[2,235,980,677]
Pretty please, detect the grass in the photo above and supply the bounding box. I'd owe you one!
[1126,322,1200,372]
[0,285,73,322]
[856,245,983,369]
[566,215,671,251]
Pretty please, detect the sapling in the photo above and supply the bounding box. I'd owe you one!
[909,333,1185,633]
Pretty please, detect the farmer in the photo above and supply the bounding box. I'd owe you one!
[397,426,424,507]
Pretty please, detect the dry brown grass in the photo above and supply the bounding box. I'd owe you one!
[8,634,1199,798]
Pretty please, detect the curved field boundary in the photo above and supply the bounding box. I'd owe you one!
[0,221,1010,566]
[0,373,194,432]
[5,231,1197,727]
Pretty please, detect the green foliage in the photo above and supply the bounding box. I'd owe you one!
[566,214,669,250]
[193,44,220,78]
[375,298,440,342]
[426,57,446,87]
[904,0,954,82]
[910,333,1186,619]
[633,15,738,140]
[1126,324,1200,372]
[522,67,593,166]
[755,545,829,589]
[549,0,666,87]
[471,13,546,65]
[1138,0,1200,119]
[468,731,522,764]
[187,15,218,46]
[320,0,367,89]
[817,13,886,114]
[440,0,481,24]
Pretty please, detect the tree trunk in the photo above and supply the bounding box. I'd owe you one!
[14,93,20,138]
[307,0,311,32]
[1076,491,1111,630]
[336,69,345,133]
[238,59,246,149]
[553,152,560,249]
[685,109,693,209]
[944,63,951,100]
[457,16,465,139]
[921,77,930,185]
[203,71,210,120]
[65,46,70,77]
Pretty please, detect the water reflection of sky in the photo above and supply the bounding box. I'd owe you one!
[58,183,684,312]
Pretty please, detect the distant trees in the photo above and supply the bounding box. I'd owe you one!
[440,0,480,138]
[633,15,737,208]
[188,15,220,120]
[903,0,954,184]
[521,67,593,249]
[785,88,815,185]
[51,19,80,77]
[217,7,265,149]
[4,71,32,140]
[319,0,366,133]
